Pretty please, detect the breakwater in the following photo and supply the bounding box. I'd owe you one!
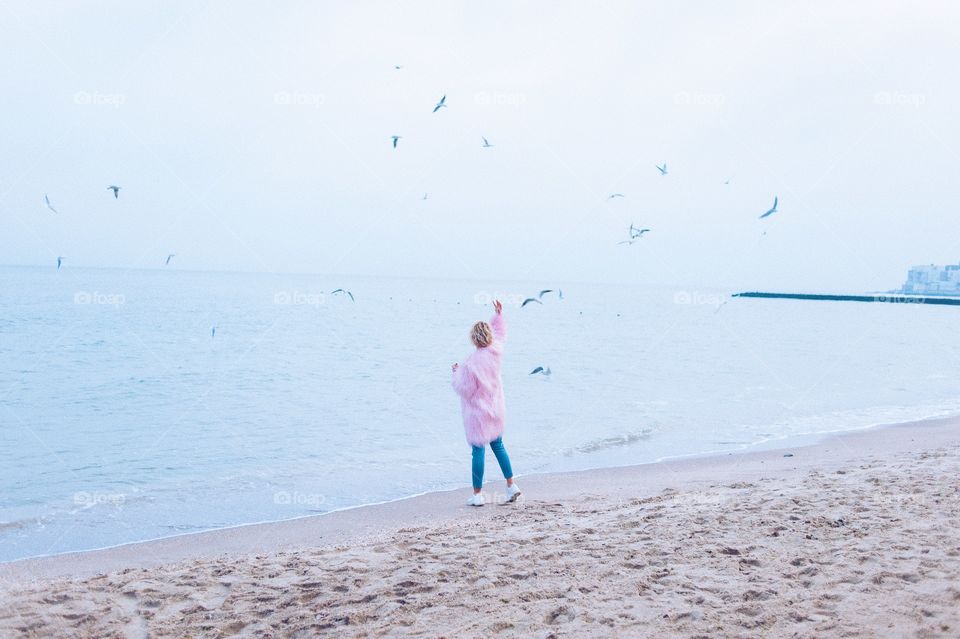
[732,292,960,306]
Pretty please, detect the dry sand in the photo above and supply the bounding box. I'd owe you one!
[1,418,959,638]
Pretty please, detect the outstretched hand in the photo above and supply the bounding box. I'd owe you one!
[452,363,459,373]
[493,299,502,314]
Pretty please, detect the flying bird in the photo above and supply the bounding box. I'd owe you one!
[607,193,624,200]
[391,135,402,148]
[481,136,493,148]
[394,65,403,70]
[107,185,121,198]
[559,289,564,300]
[44,194,58,213]
[56,256,63,270]
[724,177,732,185]
[537,289,555,299]
[521,298,542,308]
[656,164,668,176]
[331,288,355,302]
[165,253,176,266]
[629,224,650,238]
[422,193,428,200]
[432,95,446,112]
[211,326,217,338]
[619,224,650,244]
[529,366,552,376]
[759,196,778,219]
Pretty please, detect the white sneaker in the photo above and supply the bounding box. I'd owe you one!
[505,484,522,503]
[467,493,485,507]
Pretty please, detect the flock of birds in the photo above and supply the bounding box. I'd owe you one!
[518,289,563,377]
[42,184,359,336]
[43,188,360,338]
[43,188,182,270]
[609,164,779,247]
[520,288,563,308]
[41,71,781,354]
[390,94,496,153]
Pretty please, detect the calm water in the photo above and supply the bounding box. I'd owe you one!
[2,265,959,561]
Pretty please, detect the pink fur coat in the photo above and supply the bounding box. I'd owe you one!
[451,311,507,446]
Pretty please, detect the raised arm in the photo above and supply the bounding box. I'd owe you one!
[490,299,506,344]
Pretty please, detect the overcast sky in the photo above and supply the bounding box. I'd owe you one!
[1,1,958,290]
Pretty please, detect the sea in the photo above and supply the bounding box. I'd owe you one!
[2,265,959,562]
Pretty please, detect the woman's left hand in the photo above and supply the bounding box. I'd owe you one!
[493,300,502,314]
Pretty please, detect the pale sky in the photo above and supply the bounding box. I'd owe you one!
[2,1,958,291]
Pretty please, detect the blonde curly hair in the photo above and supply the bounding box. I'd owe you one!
[470,321,493,348]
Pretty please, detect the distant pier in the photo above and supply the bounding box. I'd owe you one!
[732,292,960,306]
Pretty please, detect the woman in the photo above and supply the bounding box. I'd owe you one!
[451,299,521,506]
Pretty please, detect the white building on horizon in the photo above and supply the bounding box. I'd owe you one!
[902,263,960,296]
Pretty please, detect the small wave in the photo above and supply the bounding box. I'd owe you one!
[0,516,48,532]
[160,522,230,532]
[577,428,654,453]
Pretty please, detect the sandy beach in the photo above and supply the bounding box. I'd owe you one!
[2,417,959,638]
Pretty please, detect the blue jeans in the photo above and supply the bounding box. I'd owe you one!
[472,437,513,490]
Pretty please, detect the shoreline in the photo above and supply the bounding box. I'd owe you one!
[5,410,957,569]
[2,413,957,585]
[2,414,958,637]
[0,413,908,567]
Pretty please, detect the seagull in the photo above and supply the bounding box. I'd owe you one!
[165,253,175,266]
[394,65,403,70]
[107,185,121,198]
[56,256,63,270]
[391,135,402,148]
[656,163,668,176]
[521,298,542,308]
[629,224,650,238]
[422,193,428,200]
[559,289,564,300]
[607,193,624,200]
[432,95,446,112]
[481,136,493,148]
[724,177,732,185]
[529,366,552,376]
[211,326,217,338]
[44,194,58,213]
[619,226,649,245]
[331,288,355,302]
[759,196,778,219]
[538,289,553,299]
